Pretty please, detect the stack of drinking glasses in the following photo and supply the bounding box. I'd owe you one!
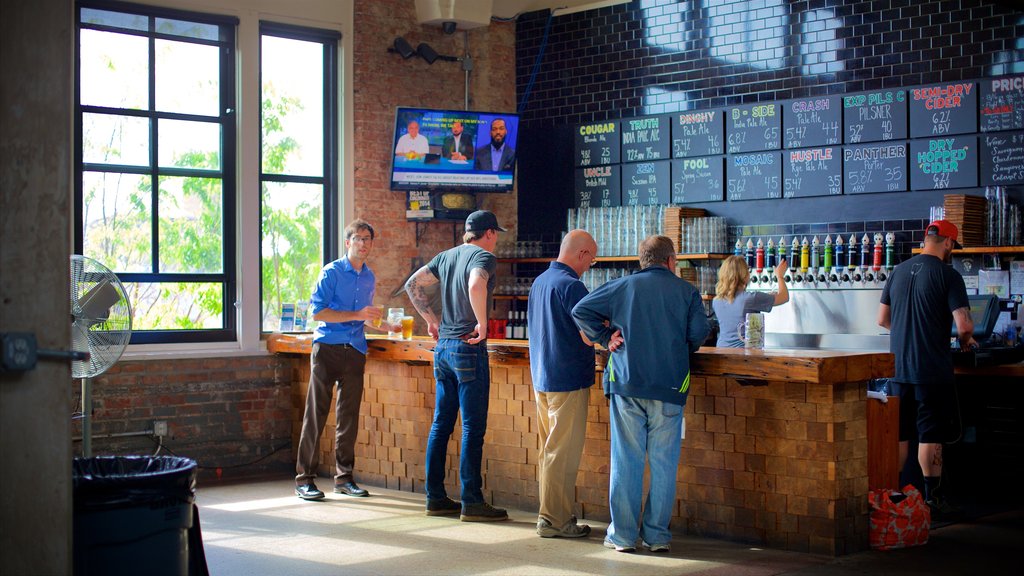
[566,206,666,257]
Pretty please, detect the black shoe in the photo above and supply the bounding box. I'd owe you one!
[425,496,462,517]
[296,483,325,501]
[927,497,962,523]
[460,501,508,522]
[334,481,369,497]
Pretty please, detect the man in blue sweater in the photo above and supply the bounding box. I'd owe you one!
[572,235,709,553]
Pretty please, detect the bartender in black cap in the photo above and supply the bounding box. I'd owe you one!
[405,210,510,522]
[877,219,976,520]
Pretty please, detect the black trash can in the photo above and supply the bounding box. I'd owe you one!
[73,456,197,576]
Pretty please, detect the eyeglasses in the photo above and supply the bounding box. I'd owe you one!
[581,248,597,267]
[350,235,373,244]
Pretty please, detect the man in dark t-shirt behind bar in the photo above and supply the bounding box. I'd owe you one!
[878,219,976,517]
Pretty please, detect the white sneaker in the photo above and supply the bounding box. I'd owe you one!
[537,516,591,538]
[642,540,670,553]
[603,538,636,553]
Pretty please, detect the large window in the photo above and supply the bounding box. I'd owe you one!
[259,23,340,332]
[76,1,238,343]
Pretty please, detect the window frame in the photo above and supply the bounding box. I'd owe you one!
[75,0,239,344]
[258,21,341,333]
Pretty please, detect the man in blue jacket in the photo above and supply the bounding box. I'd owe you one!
[572,235,709,553]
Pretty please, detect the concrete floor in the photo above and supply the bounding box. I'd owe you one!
[196,478,1022,576]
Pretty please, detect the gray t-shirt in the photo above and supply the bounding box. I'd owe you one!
[712,291,776,347]
[427,243,497,339]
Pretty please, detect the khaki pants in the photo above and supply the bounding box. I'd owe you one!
[295,342,366,485]
[535,388,590,526]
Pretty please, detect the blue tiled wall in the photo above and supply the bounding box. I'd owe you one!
[512,0,1024,247]
[515,0,1023,125]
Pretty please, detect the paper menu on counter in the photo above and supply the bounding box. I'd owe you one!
[1011,260,1024,296]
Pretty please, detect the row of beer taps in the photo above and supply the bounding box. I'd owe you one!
[736,232,897,288]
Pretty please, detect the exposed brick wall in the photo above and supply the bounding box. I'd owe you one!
[71,356,293,482]
[353,0,519,313]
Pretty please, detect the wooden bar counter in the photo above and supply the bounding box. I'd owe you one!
[268,333,894,555]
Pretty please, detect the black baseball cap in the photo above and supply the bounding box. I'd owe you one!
[465,210,507,232]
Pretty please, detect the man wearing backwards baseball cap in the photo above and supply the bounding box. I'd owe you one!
[877,219,976,519]
[405,210,509,522]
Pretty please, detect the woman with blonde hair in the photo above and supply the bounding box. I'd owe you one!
[712,255,789,347]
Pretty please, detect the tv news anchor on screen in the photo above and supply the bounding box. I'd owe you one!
[474,117,516,171]
[442,120,474,162]
[395,119,429,158]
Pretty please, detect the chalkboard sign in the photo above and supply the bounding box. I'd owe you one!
[843,90,908,143]
[909,81,978,138]
[671,110,724,158]
[574,165,621,207]
[981,131,1024,186]
[981,74,1024,132]
[621,116,670,162]
[671,156,724,203]
[727,103,781,153]
[727,152,781,201]
[622,161,671,206]
[909,136,979,191]
[843,142,908,195]
[574,121,620,167]
[783,147,842,198]
[783,96,842,148]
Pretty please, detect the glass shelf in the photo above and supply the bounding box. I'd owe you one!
[499,253,729,264]
[911,245,1024,254]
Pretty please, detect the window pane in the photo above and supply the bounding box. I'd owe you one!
[159,119,220,169]
[82,171,152,273]
[125,282,224,330]
[261,182,323,331]
[80,8,148,32]
[261,35,324,176]
[79,29,148,109]
[158,176,223,273]
[83,113,150,166]
[155,18,219,41]
[155,39,219,116]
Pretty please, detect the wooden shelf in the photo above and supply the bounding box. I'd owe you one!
[911,245,1024,254]
[499,253,729,264]
[493,294,528,300]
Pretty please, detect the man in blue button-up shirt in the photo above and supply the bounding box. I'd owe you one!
[295,219,387,501]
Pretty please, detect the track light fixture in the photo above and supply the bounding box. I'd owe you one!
[390,37,415,59]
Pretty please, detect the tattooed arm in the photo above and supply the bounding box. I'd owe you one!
[405,266,441,340]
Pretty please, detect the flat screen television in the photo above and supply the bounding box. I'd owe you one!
[389,107,519,192]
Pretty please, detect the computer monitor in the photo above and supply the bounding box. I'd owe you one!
[952,294,1000,340]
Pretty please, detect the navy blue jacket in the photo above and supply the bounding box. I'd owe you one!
[572,266,709,406]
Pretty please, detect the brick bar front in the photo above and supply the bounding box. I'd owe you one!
[268,334,893,555]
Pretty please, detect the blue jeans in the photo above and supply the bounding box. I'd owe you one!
[606,394,684,548]
[425,339,490,504]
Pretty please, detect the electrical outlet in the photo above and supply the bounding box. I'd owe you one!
[153,420,168,437]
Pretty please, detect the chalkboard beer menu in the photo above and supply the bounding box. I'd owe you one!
[981,131,1024,186]
[671,157,724,204]
[621,116,670,162]
[784,96,842,148]
[622,161,671,206]
[783,147,842,198]
[843,90,908,143]
[727,103,781,154]
[671,110,724,158]
[575,121,620,166]
[909,82,978,138]
[727,152,781,201]
[574,165,621,207]
[571,74,1021,209]
[842,143,908,195]
[981,74,1024,132]
[909,136,979,191]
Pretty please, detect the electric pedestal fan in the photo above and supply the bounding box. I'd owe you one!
[70,255,133,457]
